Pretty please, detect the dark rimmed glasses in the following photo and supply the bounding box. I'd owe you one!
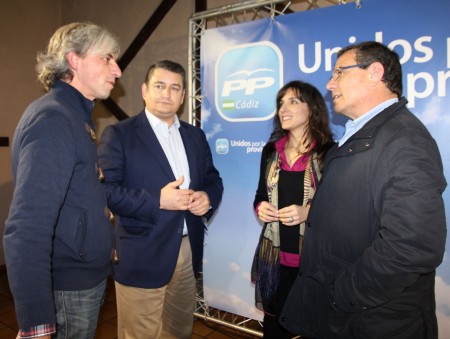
[330,64,369,81]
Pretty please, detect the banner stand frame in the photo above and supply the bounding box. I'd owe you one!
[188,0,354,336]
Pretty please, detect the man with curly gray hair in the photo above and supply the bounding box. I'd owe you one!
[4,22,121,339]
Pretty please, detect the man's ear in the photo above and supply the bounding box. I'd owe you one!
[368,62,384,83]
[141,82,148,99]
[66,51,79,71]
[180,89,186,105]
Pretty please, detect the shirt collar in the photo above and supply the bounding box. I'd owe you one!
[274,135,314,171]
[145,108,180,131]
[349,98,399,128]
[339,98,398,146]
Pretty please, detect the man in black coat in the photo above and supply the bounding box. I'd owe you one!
[280,41,447,339]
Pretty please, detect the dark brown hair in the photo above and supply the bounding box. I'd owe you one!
[266,80,334,166]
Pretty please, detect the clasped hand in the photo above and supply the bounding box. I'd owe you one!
[160,176,210,216]
[257,201,310,226]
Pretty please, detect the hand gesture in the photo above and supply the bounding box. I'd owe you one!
[160,176,194,210]
[188,191,210,216]
[257,201,279,223]
[278,204,310,226]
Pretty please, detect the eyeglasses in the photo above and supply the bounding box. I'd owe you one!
[330,64,369,81]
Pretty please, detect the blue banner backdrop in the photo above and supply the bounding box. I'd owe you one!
[200,0,450,336]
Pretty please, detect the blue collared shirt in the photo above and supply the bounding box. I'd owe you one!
[338,98,399,147]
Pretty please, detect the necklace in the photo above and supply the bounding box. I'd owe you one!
[285,143,307,156]
[285,133,310,156]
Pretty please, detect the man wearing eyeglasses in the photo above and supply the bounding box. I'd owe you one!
[280,41,446,339]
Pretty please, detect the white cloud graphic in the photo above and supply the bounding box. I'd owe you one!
[415,96,450,126]
[229,262,240,272]
[241,271,251,282]
[201,107,211,123]
[205,123,223,140]
[202,30,238,68]
[203,285,263,321]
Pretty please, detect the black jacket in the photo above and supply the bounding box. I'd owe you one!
[280,98,447,339]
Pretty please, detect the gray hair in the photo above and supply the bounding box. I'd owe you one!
[36,22,120,91]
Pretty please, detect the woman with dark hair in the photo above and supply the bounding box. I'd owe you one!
[251,80,334,338]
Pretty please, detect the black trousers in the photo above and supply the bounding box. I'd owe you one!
[263,265,299,339]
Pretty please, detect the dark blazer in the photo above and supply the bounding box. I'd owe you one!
[97,111,223,288]
[280,98,447,339]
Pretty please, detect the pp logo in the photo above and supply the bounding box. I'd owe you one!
[215,138,229,154]
[215,42,283,122]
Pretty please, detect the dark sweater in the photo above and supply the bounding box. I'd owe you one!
[4,80,113,329]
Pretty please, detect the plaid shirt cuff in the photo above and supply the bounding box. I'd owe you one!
[18,324,56,338]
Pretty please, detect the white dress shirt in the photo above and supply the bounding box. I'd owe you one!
[145,109,191,235]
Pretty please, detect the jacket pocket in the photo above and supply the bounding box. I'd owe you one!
[75,208,88,259]
[55,205,89,261]
[308,252,349,286]
[116,217,153,238]
[306,252,355,335]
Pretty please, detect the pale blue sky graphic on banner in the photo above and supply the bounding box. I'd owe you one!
[201,0,450,336]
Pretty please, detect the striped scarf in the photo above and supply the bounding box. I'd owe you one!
[251,150,322,314]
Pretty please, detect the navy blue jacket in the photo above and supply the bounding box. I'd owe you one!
[4,81,113,329]
[280,99,447,339]
[97,111,223,288]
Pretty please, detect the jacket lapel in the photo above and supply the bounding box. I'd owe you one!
[179,122,198,188]
[134,111,176,182]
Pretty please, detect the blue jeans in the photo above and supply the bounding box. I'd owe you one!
[52,278,107,339]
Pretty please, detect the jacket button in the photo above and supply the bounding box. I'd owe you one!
[97,166,105,181]
[105,208,115,222]
[86,123,96,140]
[307,221,311,228]
[281,317,286,322]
